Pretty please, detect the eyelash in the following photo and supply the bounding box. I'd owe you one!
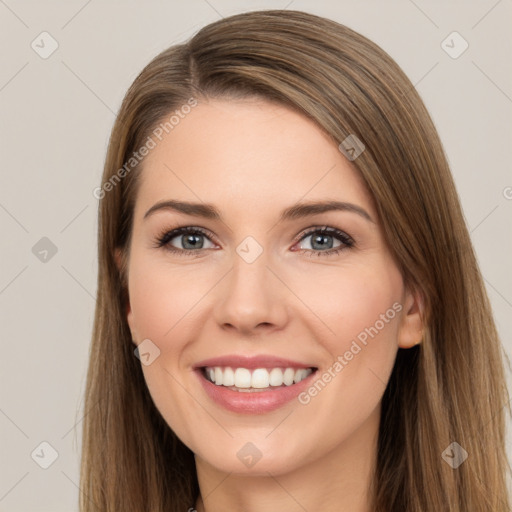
[154,225,355,258]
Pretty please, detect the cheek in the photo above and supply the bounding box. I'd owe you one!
[128,253,212,344]
[305,260,402,402]
[289,259,403,351]
[127,254,211,442]
[292,260,402,413]
[127,252,218,423]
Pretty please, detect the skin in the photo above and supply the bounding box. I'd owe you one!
[121,98,423,512]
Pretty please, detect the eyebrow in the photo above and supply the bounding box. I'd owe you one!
[143,199,374,224]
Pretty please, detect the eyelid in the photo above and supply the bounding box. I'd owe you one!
[155,224,354,255]
[292,225,354,244]
[154,225,221,250]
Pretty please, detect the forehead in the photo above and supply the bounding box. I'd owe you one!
[134,98,375,220]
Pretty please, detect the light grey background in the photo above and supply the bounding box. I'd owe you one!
[1,1,511,510]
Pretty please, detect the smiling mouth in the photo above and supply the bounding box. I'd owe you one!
[201,366,318,392]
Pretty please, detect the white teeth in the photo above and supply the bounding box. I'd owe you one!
[251,368,269,389]
[294,368,310,383]
[214,367,223,385]
[269,368,283,386]
[234,368,251,388]
[283,368,295,386]
[223,366,235,386]
[204,366,314,389]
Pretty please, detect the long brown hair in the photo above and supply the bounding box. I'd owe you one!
[81,10,511,511]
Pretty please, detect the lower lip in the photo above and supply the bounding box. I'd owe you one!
[195,369,317,414]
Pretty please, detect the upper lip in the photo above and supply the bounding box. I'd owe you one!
[194,354,317,370]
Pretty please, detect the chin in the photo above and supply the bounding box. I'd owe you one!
[192,436,314,476]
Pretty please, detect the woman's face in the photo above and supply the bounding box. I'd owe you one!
[124,98,422,476]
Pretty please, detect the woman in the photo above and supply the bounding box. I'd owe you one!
[81,9,511,511]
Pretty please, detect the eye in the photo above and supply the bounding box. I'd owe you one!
[154,225,354,258]
[293,226,354,257]
[154,226,216,255]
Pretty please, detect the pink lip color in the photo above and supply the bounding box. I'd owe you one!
[194,354,315,370]
[194,368,317,414]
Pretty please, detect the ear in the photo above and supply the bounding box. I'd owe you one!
[114,248,138,347]
[397,285,424,349]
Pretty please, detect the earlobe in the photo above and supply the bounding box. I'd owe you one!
[397,286,425,349]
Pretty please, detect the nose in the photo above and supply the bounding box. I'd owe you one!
[213,247,289,336]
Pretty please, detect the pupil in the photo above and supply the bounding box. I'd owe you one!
[183,234,203,249]
[312,234,333,250]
